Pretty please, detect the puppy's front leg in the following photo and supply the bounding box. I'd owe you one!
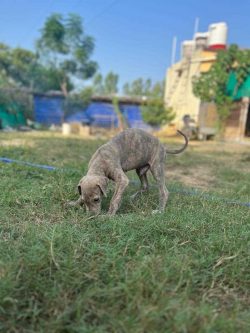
[108,173,129,215]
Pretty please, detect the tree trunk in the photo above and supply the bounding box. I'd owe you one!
[60,80,68,97]
[117,112,125,132]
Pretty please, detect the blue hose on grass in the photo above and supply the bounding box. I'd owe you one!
[1,157,250,208]
[0,157,57,171]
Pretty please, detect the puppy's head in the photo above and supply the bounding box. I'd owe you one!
[77,175,108,215]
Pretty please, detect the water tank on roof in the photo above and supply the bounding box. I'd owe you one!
[207,22,227,50]
[182,40,195,59]
[194,32,209,50]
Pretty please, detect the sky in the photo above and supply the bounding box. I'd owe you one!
[0,0,249,91]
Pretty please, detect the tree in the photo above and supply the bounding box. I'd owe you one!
[123,78,144,96]
[36,13,98,96]
[141,81,175,126]
[92,71,119,95]
[123,78,152,97]
[123,82,130,95]
[112,96,126,131]
[32,66,73,92]
[144,78,152,95]
[192,44,250,132]
[123,78,174,126]
[0,43,37,88]
[0,43,69,92]
[0,44,11,87]
[103,71,119,95]
[92,73,104,95]
[142,99,175,126]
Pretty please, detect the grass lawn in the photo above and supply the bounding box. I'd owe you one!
[0,131,250,333]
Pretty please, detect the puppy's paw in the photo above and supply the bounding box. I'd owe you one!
[64,201,77,208]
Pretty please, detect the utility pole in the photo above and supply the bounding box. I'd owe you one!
[171,36,177,65]
[193,17,200,37]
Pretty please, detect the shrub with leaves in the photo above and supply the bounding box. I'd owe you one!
[193,44,250,132]
[142,99,175,127]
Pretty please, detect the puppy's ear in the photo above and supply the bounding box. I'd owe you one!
[77,176,86,196]
[77,185,82,195]
[97,177,108,197]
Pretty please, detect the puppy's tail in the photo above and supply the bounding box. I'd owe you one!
[164,130,188,154]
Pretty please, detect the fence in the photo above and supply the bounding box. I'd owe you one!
[0,89,31,129]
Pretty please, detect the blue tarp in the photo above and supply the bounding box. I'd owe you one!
[65,103,117,127]
[65,102,150,129]
[34,97,150,129]
[85,102,118,128]
[34,95,64,125]
[120,104,151,130]
[66,102,118,128]
[66,111,90,124]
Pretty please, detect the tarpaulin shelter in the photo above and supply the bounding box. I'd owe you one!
[65,102,118,127]
[65,111,90,124]
[34,92,64,125]
[226,72,250,100]
[0,104,26,129]
[0,87,29,129]
[119,104,151,130]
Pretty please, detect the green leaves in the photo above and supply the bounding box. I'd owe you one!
[38,14,68,54]
[0,13,98,95]
[104,72,119,95]
[36,13,98,95]
[122,78,165,99]
[122,78,171,126]
[0,44,38,88]
[123,78,151,97]
[192,45,250,129]
[92,71,119,95]
[142,99,175,126]
[65,13,84,42]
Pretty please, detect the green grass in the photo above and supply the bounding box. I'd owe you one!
[0,132,250,332]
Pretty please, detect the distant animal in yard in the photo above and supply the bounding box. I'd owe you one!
[67,128,188,215]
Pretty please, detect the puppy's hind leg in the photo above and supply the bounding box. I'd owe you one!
[131,165,150,199]
[150,150,169,213]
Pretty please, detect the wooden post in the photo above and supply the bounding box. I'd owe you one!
[239,97,250,140]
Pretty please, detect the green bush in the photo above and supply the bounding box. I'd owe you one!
[142,98,175,126]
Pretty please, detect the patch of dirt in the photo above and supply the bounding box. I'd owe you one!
[166,165,216,189]
[188,140,250,154]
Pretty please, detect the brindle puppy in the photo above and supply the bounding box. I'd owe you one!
[67,129,188,215]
